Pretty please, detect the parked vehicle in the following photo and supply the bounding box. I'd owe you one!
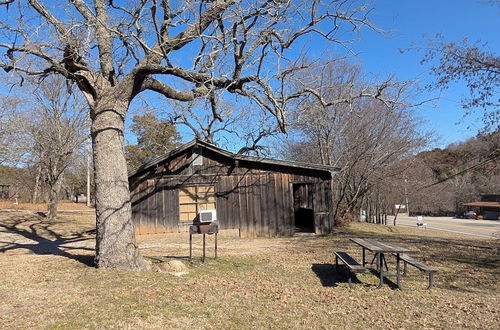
[463,211,477,220]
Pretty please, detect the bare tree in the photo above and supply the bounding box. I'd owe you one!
[284,59,428,222]
[1,0,376,270]
[421,37,500,133]
[0,93,29,166]
[26,76,89,218]
[167,97,280,155]
[167,97,234,144]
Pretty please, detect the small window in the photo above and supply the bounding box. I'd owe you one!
[178,185,216,222]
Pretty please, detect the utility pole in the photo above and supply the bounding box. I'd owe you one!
[404,178,409,216]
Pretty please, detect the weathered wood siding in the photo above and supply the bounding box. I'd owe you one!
[130,146,333,236]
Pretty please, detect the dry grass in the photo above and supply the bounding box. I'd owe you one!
[0,210,498,329]
[0,200,94,211]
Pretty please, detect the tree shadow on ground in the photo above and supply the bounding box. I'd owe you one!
[0,213,95,267]
[311,263,366,287]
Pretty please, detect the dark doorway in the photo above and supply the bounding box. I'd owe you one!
[293,183,315,233]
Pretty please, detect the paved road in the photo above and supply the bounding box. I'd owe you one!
[391,215,500,239]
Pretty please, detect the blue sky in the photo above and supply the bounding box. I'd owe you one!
[1,1,498,151]
[161,0,500,150]
[345,0,499,148]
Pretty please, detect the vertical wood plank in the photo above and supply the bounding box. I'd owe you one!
[236,175,243,236]
[217,177,228,229]
[231,175,241,229]
[135,183,144,235]
[130,185,140,234]
[167,183,176,231]
[253,175,262,236]
[275,174,284,236]
[149,180,156,234]
[284,174,294,236]
[247,175,255,237]
[260,175,269,236]
[239,175,249,237]
[266,174,275,236]
[160,181,166,233]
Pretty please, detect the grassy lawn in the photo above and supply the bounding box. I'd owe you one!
[0,210,498,329]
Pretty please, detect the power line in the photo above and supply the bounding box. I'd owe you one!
[421,149,499,190]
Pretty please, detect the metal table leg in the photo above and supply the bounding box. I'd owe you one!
[427,272,434,289]
[362,248,366,267]
[382,255,389,271]
[396,253,402,289]
[377,253,384,288]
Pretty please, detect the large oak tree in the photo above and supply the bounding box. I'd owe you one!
[1,0,375,270]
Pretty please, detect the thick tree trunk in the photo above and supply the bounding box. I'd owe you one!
[47,173,63,219]
[32,164,42,203]
[91,95,149,270]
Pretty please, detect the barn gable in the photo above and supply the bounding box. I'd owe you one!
[129,139,339,237]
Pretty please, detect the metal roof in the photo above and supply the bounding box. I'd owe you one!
[462,202,500,208]
[128,139,340,178]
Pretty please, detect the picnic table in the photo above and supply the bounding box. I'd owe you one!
[349,238,414,289]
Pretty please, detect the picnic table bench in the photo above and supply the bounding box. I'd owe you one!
[350,238,413,289]
[333,239,437,289]
[333,251,366,288]
[394,253,437,289]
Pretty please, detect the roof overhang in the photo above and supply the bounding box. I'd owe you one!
[462,202,500,209]
[128,139,340,178]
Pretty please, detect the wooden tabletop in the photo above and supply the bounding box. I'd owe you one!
[350,238,414,254]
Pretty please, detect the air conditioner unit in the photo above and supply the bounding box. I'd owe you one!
[197,209,217,223]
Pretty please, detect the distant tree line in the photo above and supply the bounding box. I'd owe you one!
[0,76,90,217]
[397,132,499,216]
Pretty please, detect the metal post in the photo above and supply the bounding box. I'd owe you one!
[404,178,409,216]
[215,232,218,259]
[189,232,192,262]
[202,233,206,262]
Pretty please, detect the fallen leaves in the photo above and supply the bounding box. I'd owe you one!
[0,211,499,329]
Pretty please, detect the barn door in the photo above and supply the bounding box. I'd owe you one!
[292,183,314,233]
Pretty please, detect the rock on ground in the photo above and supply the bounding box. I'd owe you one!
[156,259,189,276]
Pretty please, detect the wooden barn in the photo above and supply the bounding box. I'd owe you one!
[129,139,339,237]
